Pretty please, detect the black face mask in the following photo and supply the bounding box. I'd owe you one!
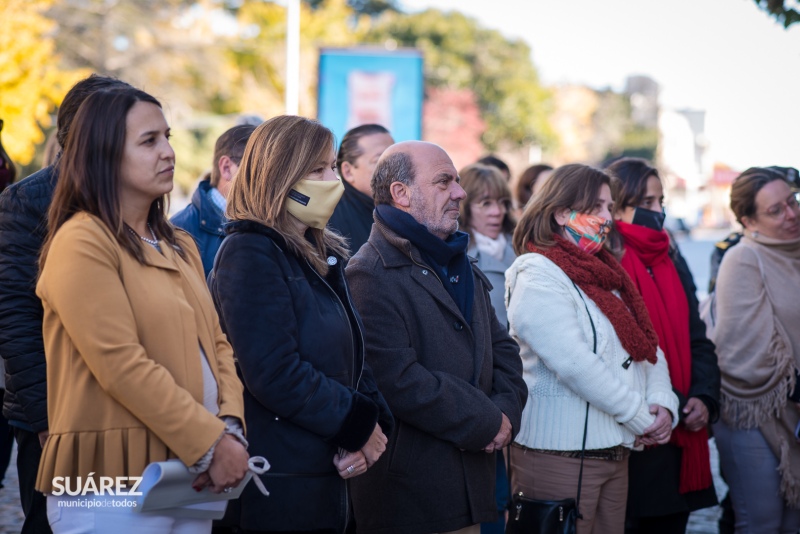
[631,207,666,232]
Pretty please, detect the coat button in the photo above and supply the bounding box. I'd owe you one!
[422,269,428,275]
[453,321,463,331]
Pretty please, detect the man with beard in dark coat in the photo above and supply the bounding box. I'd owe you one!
[0,74,132,533]
[346,141,527,534]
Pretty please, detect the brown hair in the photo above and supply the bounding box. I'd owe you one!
[605,157,660,211]
[515,164,553,207]
[729,166,789,225]
[512,164,611,255]
[42,88,185,268]
[41,131,60,169]
[476,154,510,179]
[56,74,133,149]
[210,124,256,187]
[336,123,390,176]
[458,163,515,238]
[226,115,348,275]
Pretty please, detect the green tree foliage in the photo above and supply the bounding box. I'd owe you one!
[362,9,555,150]
[593,90,658,164]
[754,0,800,28]
[306,0,398,16]
[45,0,260,191]
[229,0,366,118]
[30,0,557,187]
[0,0,87,165]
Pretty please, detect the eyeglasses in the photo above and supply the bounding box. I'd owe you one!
[759,193,800,219]
[472,198,511,212]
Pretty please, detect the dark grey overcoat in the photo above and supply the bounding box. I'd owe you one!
[346,217,527,534]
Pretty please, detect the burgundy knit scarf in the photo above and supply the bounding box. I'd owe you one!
[527,235,659,364]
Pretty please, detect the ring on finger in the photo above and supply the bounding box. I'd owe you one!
[346,465,355,475]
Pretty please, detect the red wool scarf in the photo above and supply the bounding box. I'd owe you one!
[527,235,659,364]
[616,220,712,494]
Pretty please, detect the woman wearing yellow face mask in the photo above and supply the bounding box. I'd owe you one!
[209,116,393,534]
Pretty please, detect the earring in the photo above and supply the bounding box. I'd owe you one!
[753,231,759,238]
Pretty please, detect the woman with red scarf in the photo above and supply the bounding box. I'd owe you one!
[607,158,720,534]
[506,164,678,534]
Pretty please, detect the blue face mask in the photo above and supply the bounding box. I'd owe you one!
[631,207,666,232]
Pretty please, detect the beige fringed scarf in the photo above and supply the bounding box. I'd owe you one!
[714,232,800,507]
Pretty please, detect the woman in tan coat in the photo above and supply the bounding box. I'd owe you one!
[36,87,249,533]
[712,167,800,533]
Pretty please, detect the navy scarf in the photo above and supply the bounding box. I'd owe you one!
[376,204,474,323]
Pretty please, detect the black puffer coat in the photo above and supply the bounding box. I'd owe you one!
[328,180,374,256]
[209,220,393,533]
[0,166,57,431]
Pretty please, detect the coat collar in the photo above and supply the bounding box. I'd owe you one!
[368,214,426,269]
[192,179,226,236]
[368,214,496,386]
[468,239,515,274]
[224,219,348,265]
[342,179,374,210]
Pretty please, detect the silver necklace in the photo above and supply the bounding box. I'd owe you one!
[128,223,159,246]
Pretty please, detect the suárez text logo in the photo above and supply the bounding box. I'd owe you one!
[52,474,143,496]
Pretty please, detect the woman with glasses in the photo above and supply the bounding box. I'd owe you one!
[712,167,800,533]
[457,163,516,534]
[459,163,516,328]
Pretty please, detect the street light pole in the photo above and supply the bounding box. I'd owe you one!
[286,0,300,115]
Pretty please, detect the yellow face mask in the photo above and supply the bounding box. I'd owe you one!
[285,178,345,229]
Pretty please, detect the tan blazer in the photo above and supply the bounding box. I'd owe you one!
[35,212,244,493]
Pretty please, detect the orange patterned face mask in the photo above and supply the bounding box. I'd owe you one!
[564,211,611,255]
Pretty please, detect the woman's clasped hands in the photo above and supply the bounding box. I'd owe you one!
[192,434,251,494]
[634,404,674,447]
[334,423,387,480]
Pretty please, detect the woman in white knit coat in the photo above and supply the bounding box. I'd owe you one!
[505,164,678,534]
[712,167,800,533]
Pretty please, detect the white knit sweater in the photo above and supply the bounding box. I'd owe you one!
[505,253,678,451]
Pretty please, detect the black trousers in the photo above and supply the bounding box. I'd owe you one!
[625,511,690,534]
[13,427,51,534]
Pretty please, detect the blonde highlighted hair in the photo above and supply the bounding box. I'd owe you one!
[226,115,348,274]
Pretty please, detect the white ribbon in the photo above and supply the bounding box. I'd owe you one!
[248,456,271,496]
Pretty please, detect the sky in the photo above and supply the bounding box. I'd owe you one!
[399,0,800,171]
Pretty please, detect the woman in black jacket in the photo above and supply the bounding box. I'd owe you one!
[607,158,720,534]
[209,115,393,534]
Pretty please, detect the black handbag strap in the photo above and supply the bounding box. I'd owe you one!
[505,279,596,519]
[572,280,595,516]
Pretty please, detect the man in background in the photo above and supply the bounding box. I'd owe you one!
[171,124,255,276]
[328,124,394,254]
